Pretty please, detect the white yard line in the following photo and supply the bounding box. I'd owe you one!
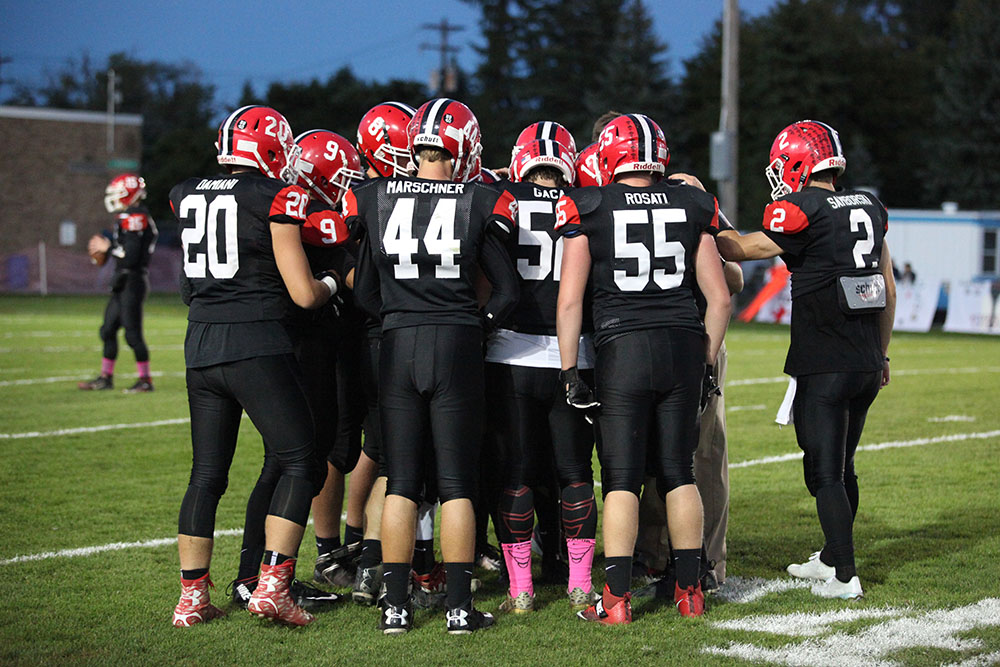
[0,418,191,440]
[3,427,996,565]
[0,370,185,388]
[0,344,184,354]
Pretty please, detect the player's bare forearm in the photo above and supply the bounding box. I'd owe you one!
[696,234,732,366]
[556,235,590,370]
[716,229,783,262]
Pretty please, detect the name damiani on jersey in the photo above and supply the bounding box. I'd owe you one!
[386,181,466,195]
[624,192,671,206]
[827,193,873,209]
[196,178,239,190]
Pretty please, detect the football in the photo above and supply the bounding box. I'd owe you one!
[88,234,109,266]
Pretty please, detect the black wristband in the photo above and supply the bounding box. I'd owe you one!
[884,356,890,362]
[559,367,581,383]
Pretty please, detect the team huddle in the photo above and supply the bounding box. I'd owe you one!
[155,96,896,633]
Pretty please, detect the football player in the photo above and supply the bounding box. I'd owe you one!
[229,130,361,612]
[79,173,158,393]
[345,101,417,606]
[487,138,600,614]
[715,120,896,600]
[170,105,337,628]
[344,97,519,634]
[556,114,732,623]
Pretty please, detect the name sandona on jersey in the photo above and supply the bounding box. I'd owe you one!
[555,181,720,347]
[343,177,517,332]
[761,186,889,375]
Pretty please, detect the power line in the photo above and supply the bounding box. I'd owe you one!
[420,19,464,94]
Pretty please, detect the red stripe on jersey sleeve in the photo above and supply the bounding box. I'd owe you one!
[491,189,518,234]
[709,198,720,230]
[342,188,359,221]
[554,196,581,232]
[269,185,310,223]
[301,209,349,247]
[762,200,809,234]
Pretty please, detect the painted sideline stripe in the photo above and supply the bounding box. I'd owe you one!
[730,429,1000,469]
[0,418,190,440]
[726,366,1000,388]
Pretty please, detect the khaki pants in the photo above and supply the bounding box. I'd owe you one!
[634,343,729,582]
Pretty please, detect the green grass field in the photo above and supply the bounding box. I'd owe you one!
[1,294,998,666]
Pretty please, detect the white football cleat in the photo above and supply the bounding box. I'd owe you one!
[787,551,836,581]
[811,575,864,600]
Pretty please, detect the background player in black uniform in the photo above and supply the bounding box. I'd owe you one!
[79,173,157,393]
[486,138,600,615]
[228,130,361,612]
[556,114,731,623]
[344,97,519,634]
[716,120,896,600]
[170,105,337,628]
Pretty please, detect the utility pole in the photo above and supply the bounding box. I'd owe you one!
[711,0,739,226]
[0,53,13,95]
[106,68,121,154]
[420,19,464,95]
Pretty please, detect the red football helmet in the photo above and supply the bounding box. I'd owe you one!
[357,101,416,178]
[574,143,602,187]
[216,105,299,182]
[407,98,482,183]
[510,121,577,168]
[104,173,146,213]
[511,139,575,185]
[766,120,846,200]
[294,130,364,208]
[597,114,669,184]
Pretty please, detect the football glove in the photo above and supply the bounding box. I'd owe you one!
[700,364,722,415]
[559,366,600,410]
[315,270,344,317]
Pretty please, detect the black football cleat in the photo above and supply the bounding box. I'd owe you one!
[291,579,341,610]
[78,374,113,390]
[378,596,413,635]
[124,377,154,393]
[446,599,494,635]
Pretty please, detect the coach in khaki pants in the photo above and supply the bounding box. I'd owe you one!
[635,342,729,585]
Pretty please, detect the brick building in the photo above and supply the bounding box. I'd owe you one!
[0,106,156,292]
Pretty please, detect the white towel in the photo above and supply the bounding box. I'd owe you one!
[775,376,796,426]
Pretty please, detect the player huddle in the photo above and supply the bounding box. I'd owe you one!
[167,97,896,634]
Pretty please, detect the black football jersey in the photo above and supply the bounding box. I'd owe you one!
[501,180,583,336]
[170,171,310,367]
[343,177,518,332]
[111,205,157,271]
[555,181,720,347]
[761,186,889,375]
[170,171,310,324]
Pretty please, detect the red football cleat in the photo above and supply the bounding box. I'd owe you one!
[674,582,705,617]
[576,585,632,625]
[247,560,315,626]
[172,573,225,627]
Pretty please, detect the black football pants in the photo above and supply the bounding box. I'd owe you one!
[99,272,149,362]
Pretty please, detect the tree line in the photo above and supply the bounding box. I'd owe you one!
[6,0,997,235]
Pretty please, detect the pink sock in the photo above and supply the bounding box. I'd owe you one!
[566,538,596,594]
[101,358,115,376]
[501,541,533,597]
[137,361,150,378]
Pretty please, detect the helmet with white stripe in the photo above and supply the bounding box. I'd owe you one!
[357,101,416,178]
[407,98,482,183]
[596,114,670,184]
[766,120,846,200]
[216,105,299,182]
[510,121,577,169]
[511,139,575,185]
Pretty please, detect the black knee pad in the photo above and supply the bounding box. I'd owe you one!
[655,465,697,499]
[601,468,642,497]
[436,476,475,504]
[268,474,315,526]
[178,484,222,537]
[99,322,116,344]
[386,478,424,504]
